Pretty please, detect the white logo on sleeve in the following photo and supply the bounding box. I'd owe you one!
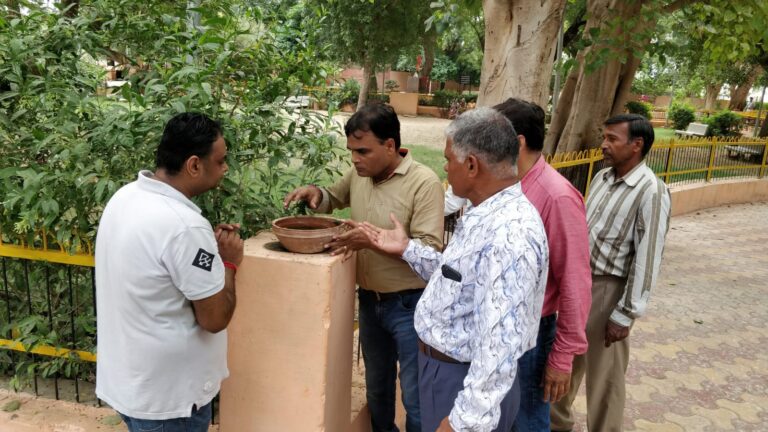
[192,248,215,271]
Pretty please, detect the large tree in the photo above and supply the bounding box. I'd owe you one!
[477,0,566,108]
[320,0,427,109]
[544,0,698,153]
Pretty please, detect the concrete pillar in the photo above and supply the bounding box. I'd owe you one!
[220,232,365,431]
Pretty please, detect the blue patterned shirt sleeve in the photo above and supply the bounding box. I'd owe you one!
[403,239,442,281]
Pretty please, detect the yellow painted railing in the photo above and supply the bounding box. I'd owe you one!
[2,136,767,364]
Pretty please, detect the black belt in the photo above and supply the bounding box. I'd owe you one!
[360,288,424,302]
[418,340,470,365]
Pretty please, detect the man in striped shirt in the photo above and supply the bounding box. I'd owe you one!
[551,114,671,432]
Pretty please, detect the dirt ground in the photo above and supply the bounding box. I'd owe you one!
[333,112,451,149]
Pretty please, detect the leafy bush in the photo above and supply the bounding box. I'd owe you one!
[338,79,361,106]
[431,90,462,108]
[462,93,478,104]
[384,80,399,92]
[704,110,742,136]
[0,1,343,389]
[668,102,697,130]
[625,100,653,119]
[367,93,390,104]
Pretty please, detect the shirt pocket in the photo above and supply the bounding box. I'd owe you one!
[372,200,412,230]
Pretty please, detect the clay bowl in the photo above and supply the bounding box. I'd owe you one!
[271,216,346,254]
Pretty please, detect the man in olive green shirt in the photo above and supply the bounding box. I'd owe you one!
[284,103,444,432]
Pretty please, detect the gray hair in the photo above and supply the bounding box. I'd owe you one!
[445,107,519,178]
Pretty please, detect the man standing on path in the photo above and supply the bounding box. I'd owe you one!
[492,99,592,432]
[283,103,445,432]
[354,107,549,432]
[551,114,671,432]
[442,99,592,432]
[96,112,244,432]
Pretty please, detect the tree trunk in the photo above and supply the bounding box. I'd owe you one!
[357,61,372,110]
[728,65,763,111]
[543,0,645,154]
[478,0,566,108]
[704,83,722,111]
[420,31,437,93]
[760,116,768,137]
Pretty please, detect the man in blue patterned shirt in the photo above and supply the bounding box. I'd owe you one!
[353,107,549,431]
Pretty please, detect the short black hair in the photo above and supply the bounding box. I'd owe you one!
[604,114,655,157]
[493,98,546,151]
[344,102,401,150]
[156,112,222,175]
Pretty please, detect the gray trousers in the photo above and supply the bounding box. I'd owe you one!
[418,351,521,432]
[551,275,630,432]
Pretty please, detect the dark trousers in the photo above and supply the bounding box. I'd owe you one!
[119,401,211,432]
[358,288,422,432]
[512,314,558,432]
[418,351,521,432]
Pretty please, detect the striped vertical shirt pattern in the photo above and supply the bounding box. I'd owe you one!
[586,162,671,327]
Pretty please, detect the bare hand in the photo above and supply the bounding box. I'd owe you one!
[436,417,454,432]
[356,213,409,256]
[216,225,244,266]
[541,365,571,402]
[604,320,630,347]
[325,225,374,260]
[283,185,322,209]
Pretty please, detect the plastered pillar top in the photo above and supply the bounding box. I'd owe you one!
[220,231,358,432]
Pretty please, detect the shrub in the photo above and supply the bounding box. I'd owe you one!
[338,79,361,106]
[431,89,462,108]
[367,93,390,104]
[625,100,652,119]
[704,110,742,136]
[384,80,399,92]
[668,102,697,130]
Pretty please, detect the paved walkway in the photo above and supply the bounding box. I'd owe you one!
[568,201,768,431]
[1,202,766,431]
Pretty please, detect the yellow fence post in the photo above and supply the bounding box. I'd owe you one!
[707,137,717,182]
[584,149,597,198]
[760,140,768,179]
[664,141,675,183]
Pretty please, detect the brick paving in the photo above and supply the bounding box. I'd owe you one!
[1,202,766,431]
[568,201,768,431]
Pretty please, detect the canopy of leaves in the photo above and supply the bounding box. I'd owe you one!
[0,0,343,253]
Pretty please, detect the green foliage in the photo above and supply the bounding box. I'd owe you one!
[668,102,697,130]
[0,0,344,388]
[320,0,428,72]
[625,101,653,119]
[338,79,361,106]
[704,110,742,136]
[0,1,342,251]
[430,52,459,82]
[384,80,400,92]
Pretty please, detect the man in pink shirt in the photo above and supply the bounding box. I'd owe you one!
[498,99,592,431]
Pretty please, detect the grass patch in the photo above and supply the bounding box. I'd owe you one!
[654,127,676,141]
[407,144,446,180]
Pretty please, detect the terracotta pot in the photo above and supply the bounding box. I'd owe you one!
[271,216,346,254]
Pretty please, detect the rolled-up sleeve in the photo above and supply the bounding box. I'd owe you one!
[610,181,671,327]
[547,195,592,372]
[408,178,445,251]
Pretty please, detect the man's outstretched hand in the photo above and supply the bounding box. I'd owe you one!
[349,212,410,257]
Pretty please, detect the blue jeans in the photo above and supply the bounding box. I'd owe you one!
[512,314,557,432]
[358,288,422,432]
[119,401,212,432]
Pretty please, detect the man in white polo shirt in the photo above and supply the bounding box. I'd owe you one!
[95,112,244,432]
